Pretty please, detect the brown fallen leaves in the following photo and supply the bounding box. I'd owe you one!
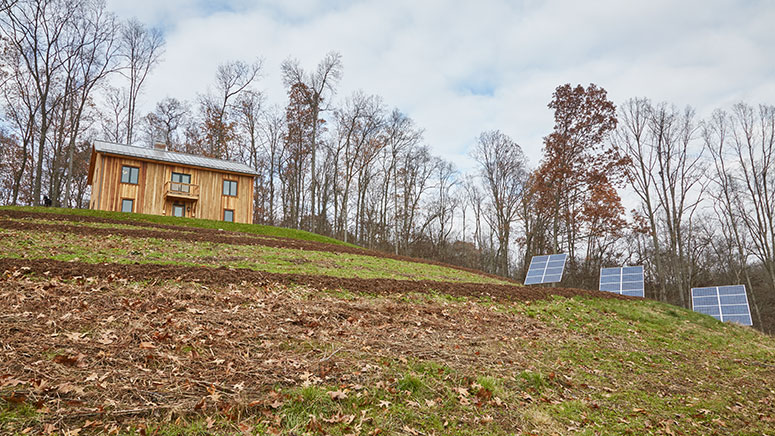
[53,353,87,368]
[0,269,559,433]
[327,389,347,400]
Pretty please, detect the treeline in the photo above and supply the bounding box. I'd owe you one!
[1,0,773,332]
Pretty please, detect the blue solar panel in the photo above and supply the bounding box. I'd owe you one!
[524,254,567,285]
[598,266,644,297]
[691,285,752,326]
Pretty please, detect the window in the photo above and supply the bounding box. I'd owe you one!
[171,172,191,184]
[121,166,139,184]
[172,203,185,217]
[121,198,134,213]
[223,209,234,222]
[171,172,191,193]
[223,179,238,196]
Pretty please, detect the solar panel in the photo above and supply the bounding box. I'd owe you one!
[599,265,644,297]
[524,254,567,285]
[691,285,752,326]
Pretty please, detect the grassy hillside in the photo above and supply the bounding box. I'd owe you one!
[0,206,354,247]
[1,207,774,435]
[0,208,509,285]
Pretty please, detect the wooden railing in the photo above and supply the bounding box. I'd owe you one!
[164,181,199,200]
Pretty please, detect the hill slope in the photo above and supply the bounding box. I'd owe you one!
[1,207,774,435]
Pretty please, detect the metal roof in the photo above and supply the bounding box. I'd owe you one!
[93,140,258,176]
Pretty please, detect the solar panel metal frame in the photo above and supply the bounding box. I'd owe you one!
[691,285,753,326]
[524,254,567,285]
[599,265,644,297]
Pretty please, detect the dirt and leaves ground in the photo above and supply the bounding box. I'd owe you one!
[1,208,774,435]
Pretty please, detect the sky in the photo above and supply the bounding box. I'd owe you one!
[105,0,775,172]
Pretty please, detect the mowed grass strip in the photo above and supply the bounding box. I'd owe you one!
[0,228,511,284]
[0,206,354,247]
[0,216,194,233]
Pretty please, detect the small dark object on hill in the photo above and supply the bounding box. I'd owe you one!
[43,195,52,207]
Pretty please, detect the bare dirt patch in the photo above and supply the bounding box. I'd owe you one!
[0,268,562,432]
[0,258,630,303]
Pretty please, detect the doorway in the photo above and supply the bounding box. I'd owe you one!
[172,203,185,217]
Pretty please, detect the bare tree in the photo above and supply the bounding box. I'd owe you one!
[379,109,423,253]
[0,0,80,205]
[330,91,384,242]
[472,130,528,276]
[616,100,706,306]
[1,42,40,205]
[143,97,189,149]
[281,51,342,232]
[258,106,285,225]
[424,158,459,256]
[614,98,668,299]
[396,144,436,253]
[233,89,265,221]
[99,86,127,143]
[59,0,120,206]
[119,17,163,144]
[706,103,775,328]
[651,104,706,307]
[705,109,765,328]
[199,59,262,159]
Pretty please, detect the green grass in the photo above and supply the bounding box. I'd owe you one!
[0,206,354,247]
[0,402,39,435]
[0,227,510,284]
[270,359,512,436]
[500,296,775,435]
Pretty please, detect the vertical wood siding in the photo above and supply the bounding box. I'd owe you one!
[88,153,255,224]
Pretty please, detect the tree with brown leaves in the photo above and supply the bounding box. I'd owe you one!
[533,83,626,274]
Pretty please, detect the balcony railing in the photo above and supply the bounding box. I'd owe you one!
[164,180,199,200]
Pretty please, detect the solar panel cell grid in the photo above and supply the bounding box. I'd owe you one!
[720,295,747,304]
[600,276,620,284]
[598,266,644,297]
[524,254,567,285]
[622,266,642,274]
[692,287,717,296]
[693,296,718,306]
[695,306,721,316]
[718,285,745,295]
[722,305,750,315]
[622,273,643,282]
[599,283,620,292]
[621,282,642,291]
[724,315,752,324]
[690,285,752,326]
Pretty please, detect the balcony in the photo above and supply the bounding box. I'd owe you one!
[164,180,199,200]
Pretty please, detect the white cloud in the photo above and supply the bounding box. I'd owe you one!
[106,0,775,171]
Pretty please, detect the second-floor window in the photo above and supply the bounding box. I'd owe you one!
[121,166,139,184]
[223,179,238,196]
[171,172,191,193]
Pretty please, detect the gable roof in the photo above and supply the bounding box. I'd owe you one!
[93,140,258,176]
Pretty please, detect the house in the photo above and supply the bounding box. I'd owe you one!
[87,140,257,223]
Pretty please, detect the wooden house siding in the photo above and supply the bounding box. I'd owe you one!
[88,152,255,223]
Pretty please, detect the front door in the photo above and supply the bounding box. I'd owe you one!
[172,203,185,217]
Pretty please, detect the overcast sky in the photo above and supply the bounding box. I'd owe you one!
[105,0,775,171]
